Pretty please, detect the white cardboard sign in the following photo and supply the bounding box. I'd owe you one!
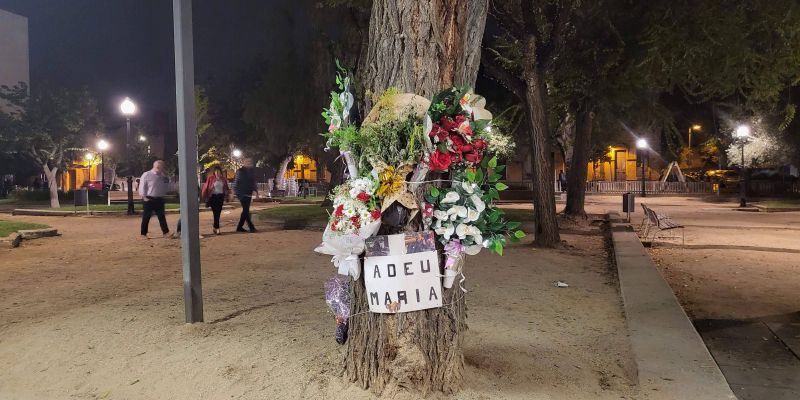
[363,250,443,313]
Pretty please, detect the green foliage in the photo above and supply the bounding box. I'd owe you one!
[359,114,424,168]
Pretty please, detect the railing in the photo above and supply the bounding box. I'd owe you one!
[746,181,800,195]
[585,181,714,194]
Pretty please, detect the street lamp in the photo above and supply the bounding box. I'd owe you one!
[97,139,109,192]
[232,149,242,158]
[636,138,649,197]
[688,124,701,148]
[120,97,137,215]
[735,125,751,207]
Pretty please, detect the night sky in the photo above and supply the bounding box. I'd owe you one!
[0,0,313,126]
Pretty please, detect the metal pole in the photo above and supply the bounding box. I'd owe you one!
[101,152,105,191]
[173,0,203,323]
[126,118,135,215]
[739,142,746,207]
[641,150,647,197]
[688,127,692,148]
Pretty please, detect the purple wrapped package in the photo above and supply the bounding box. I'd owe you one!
[324,276,351,320]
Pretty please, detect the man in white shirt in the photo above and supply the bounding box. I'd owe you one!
[139,160,171,238]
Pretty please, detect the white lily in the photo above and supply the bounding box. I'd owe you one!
[461,181,474,194]
[465,244,482,255]
[455,223,468,239]
[442,191,460,203]
[466,208,480,222]
[454,205,468,219]
[471,194,486,212]
[433,210,449,221]
[435,224,454,238]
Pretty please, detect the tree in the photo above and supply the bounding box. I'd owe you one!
[344,1,489,395]
[0,83,101,208]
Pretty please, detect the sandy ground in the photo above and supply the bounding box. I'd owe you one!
[585,195,800,320]
[0,207,637,400]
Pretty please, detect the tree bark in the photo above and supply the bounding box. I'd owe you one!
[346,0,488,395]
[521,34,561,247]
[361,0,488,112]
[43,165,59,208]
[564,107,595,218]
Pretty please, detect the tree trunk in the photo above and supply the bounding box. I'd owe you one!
[276,156,291,190]
[521,35,561,247]
[564,107,594,218]
[346,0,488,395]
[43,165,59,208]
[361,0,488,112]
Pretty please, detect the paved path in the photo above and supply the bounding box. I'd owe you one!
[588,196,800,400]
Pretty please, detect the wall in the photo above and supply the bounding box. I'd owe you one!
[0,9,29,110]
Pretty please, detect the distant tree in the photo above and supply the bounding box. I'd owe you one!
[0,83,101,207]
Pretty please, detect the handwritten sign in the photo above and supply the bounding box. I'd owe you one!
[364,250,442,313]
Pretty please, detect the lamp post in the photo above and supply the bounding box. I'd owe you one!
[120,97,137,214]
[735,125,751,207]
[97,139,109,192]
[688,124,701,148]
[636,138,648,197]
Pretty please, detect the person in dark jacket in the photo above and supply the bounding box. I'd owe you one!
[234,157,258,232]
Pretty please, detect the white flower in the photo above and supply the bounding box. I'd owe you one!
[466,225,482,237]
[455,223,468,239]
[461,181,474,194]
[466,208,480,222]
[435,224,454,238]
[465,244,482,256]
[433,210,449,221]
[470,194,485,212]
[442,191,460,203]
[454,205,468,219]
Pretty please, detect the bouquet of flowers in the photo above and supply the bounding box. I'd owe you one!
[315,177,382,280]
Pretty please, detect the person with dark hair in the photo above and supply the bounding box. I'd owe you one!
[234,157,258,232]
[201,165,229,235]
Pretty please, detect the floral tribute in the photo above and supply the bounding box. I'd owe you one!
[315,63,523,342]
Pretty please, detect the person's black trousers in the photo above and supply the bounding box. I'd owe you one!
[141,197,169,235]
[209,193,225,229]
[237,195,255,230]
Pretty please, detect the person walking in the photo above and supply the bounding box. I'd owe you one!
[558,170,567,192]
[234,157,258,232]
[139,160,171,238]
[201,166,229,235]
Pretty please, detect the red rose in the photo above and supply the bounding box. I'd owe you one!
[429,150,452,172]
[449,133,465,148]
[454,115,466,125]
[350,215,360,229]
[331,221,338,231]
[450,151,463,163]
[465,152,482,164]
[473,139,487,151]
[460,144,474,153]
[370,209,381,220]
[356,192,370,202]
[335,204,344,217]
[441,117,458,132]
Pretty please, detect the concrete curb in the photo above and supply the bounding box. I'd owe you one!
[0,228,58,248]
[257,217,326,231]
[609,216,737,399]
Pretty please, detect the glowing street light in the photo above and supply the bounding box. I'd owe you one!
[735,124,751,207]
[688,124,702,148]
[636,138,649,197]
[97,139,109,151]
[120,97,137,214]
[232,149,243,158]
[120,97,137,116]
[84,152,94,161]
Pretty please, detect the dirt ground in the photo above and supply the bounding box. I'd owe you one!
[585,195,800,320]
[0,207,637,400]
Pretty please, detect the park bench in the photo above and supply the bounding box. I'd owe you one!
[639,204,685,245]
[107,190,139,205]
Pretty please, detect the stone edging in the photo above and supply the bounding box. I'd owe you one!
[12,205,234,217]
[608,214,737,399]
[0,228,59,248]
